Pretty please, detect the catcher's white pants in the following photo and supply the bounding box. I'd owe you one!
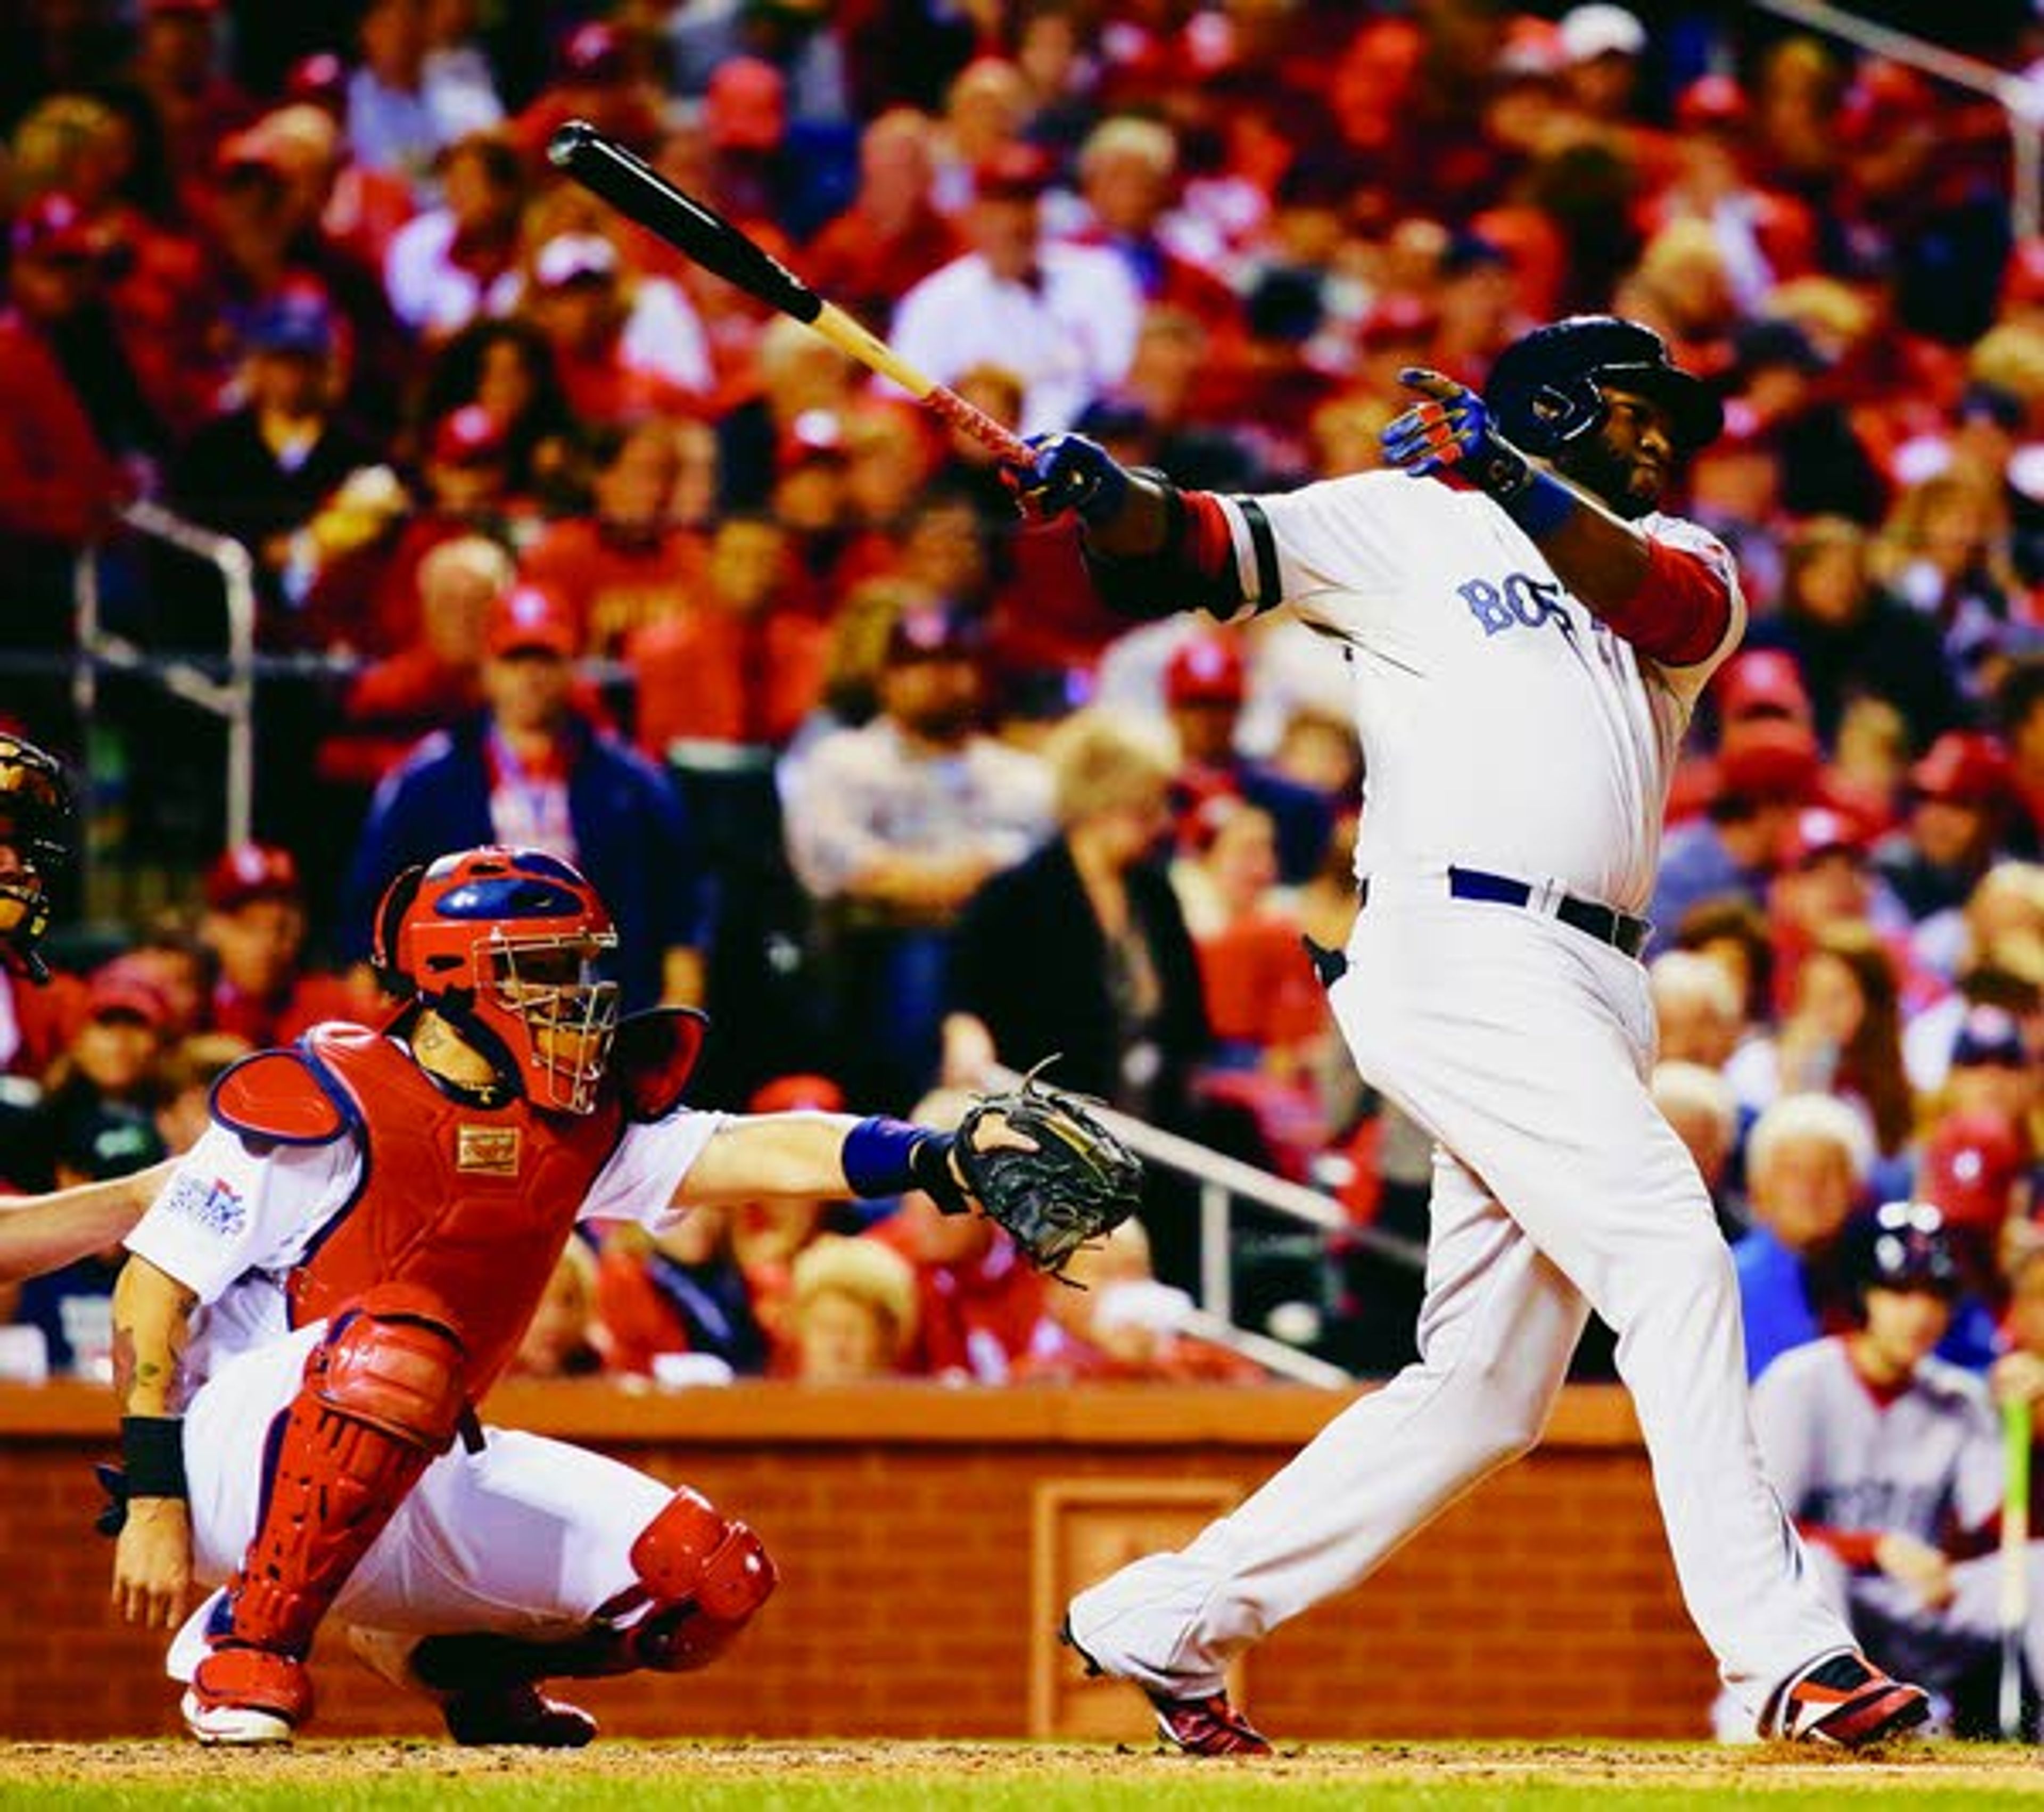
[162,1320,672,1686]
[1068,885,1853,1730]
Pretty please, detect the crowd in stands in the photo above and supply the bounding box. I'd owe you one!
[3,2,2044,1411]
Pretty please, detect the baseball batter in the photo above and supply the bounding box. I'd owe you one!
[1746,1201,2043,1732]
[105,845,1012,1747]
[1013,317,1929,1751]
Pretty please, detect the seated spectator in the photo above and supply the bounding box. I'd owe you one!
[1742,1202,2031,1740]
[1163,631,1333,887]
[866,1086,1044,1382]
[319,532,508,791]
[782,1232,918,1384]
[413,316,577,505]
[1903,864,2044,1095]
[1927,1007,2042,1162]
[342,582,707,1011]
[726,1072,862,1352]
[521,417,713,657]
[2006,659,2044,861]
[152,1031,253,1156]
[1651,1060,1744,1240]
[1015,1217,1268,1385]
[1649,950,1744,1073]
[786,601,1051,1107]
[1652,719,1820,942]
[889,142,1142,437]
[347,0,462,187]
[523,229,711,426]
[596,1206,768,1381]
[12,1103,164,1379]
[164,288,378,614]
[1875,732,2018,974]
[508,1239,611,1379]
[802,107,960,335]
[381,126,525,341]
[1734,1093,1873,1381]
[198,842,369,1048]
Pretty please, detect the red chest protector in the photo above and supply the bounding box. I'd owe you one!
[210,1010,708,1398]
[287,1025,624,1396]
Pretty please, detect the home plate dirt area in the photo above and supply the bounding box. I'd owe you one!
[3,1736,2043,1802]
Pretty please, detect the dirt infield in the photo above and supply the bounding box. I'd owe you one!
[4,1736,2042,1797]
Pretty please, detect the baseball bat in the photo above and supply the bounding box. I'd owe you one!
[1999,1394,2032,1740]
[546,120,1035,466]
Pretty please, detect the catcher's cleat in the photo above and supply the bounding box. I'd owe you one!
[1770,1650,1931,1748]
[442,1683,598,1749]
[1059,1615,1273,1758]
[182,1648,312,1745]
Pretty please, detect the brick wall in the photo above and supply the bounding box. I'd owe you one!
[0,1381,1717,1742]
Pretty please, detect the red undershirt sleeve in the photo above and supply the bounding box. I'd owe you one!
[1796,1522,1884,1571]
[1593,536,1734,667]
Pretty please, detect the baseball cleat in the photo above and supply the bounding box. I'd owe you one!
[1059,1616,1273,1758]
[442,1684,598,1749]
[1771,1650,1931,1748]
[183,1646,312,1745]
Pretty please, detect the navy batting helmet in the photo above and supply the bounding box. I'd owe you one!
[1485,315,1723,458]
[1849,1199,1963,1299]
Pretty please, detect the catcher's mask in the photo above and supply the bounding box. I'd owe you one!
[1485,315,1722,459]
[373,845,620,1114]
[0,734,72,984]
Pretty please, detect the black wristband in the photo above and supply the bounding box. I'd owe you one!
[120,1414,187,1501]
[908,1131,970,1217]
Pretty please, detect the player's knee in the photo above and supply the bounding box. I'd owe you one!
[626,1486,777,1673]
[308,1284,468,1451]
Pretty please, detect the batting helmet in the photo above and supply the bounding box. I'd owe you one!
[1849,1199,1963,1300]
[372,846,620,1115]
[0,733,72,984]
[1485,315,1723,457]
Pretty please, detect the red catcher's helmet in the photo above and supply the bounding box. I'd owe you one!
[372,846,620,1114]
[0,733,71,984]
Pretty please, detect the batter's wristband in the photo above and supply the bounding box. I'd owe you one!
[119,1414,188,1501]
[1499,468,1579,539]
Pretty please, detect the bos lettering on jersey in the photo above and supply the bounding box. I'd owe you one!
[1457,571,1574,641]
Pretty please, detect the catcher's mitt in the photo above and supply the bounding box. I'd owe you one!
[946,1064,1143,1278]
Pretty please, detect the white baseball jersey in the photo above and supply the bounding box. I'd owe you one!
[1752,1338,2003,1547]
[1211,471,1745,913]
[1067,467,1863,1734]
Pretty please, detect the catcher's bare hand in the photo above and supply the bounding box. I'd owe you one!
[113,1496,192,1629]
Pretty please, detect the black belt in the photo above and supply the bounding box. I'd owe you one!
[1355,866,1651,959]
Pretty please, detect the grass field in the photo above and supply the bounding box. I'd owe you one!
[3,1740,2041,1810]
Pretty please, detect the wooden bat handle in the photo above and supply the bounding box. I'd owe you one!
[808,305,1034,466]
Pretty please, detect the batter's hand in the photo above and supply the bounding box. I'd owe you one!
[112,1496,192,1629]
[1381,369,1507,477]
[1002,433,1132,525]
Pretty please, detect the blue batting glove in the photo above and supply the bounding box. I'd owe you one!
[1380,367,1535,502]
[1003,433,1132,524]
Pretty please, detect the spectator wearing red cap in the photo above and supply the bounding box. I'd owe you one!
[506,17,663,166]
[1918,1108,2032,1263]
[1162,631,1334,887]
[890,139,1142,438]
[1934,1006,2041,1158]
[803,109,962,339]
[341,582,708,1013]
[198,842,367,1049]
[1874,732,2016,948]
[1763,803,1914,1007]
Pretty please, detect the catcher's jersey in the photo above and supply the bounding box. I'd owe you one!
[1214,472,1745,915]
[125,1080,727,1406]
[1750,1337,2004,1544]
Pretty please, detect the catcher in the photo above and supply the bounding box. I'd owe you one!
[108,843,1138,1747]
[0,732,178,1280]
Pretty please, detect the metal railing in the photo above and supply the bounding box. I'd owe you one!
[1753,0,2042,238]
[71,500,259,849]
[988,1064,1425,1388]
